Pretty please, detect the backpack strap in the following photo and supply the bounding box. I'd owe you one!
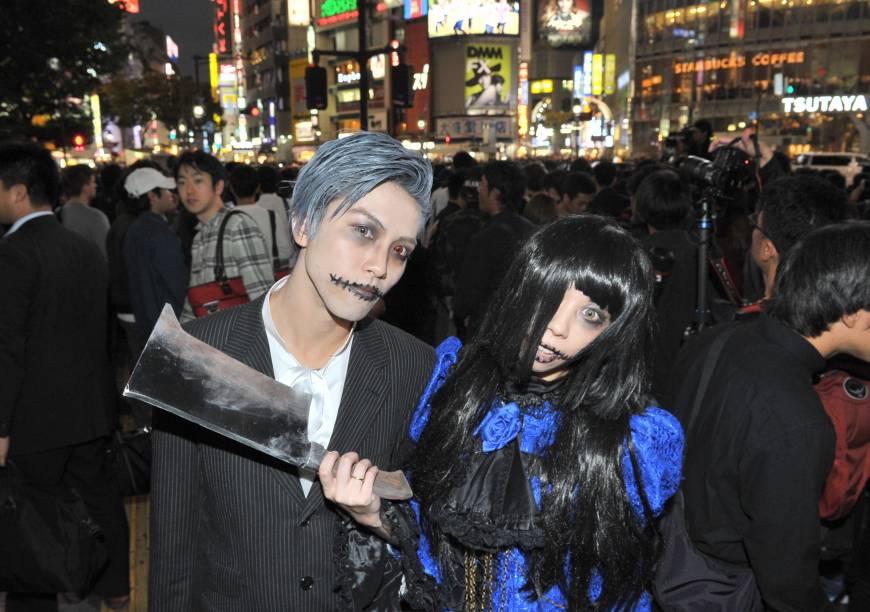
[213,209,243,288]
[267,209,279,269]
[686,324,739,436]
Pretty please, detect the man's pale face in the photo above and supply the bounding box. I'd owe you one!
[176,165,223,217]
[296,182,421,323]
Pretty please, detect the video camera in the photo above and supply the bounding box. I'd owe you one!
[678,145,754,195]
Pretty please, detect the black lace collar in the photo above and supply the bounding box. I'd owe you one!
[501,375,565,406]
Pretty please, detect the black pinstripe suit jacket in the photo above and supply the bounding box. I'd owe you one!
[149,296,435,611]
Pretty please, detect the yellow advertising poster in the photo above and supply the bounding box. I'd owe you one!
[464,44,512,112]
[592,53,603,95]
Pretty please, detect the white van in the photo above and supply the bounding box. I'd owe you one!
[793,152,870,186]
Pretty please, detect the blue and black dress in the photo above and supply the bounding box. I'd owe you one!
[381,337,684,611]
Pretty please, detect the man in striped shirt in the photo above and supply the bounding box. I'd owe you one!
[175,151,272,321]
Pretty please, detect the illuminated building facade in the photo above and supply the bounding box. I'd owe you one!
[633,0,870,155]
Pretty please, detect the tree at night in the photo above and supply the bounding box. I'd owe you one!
[0,0,129,143]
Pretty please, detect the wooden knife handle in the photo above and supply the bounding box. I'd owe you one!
[320,449,413,500]
[371,469,413,500]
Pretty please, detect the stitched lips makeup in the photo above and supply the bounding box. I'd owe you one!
[535,342,569,364]
[329,274,384,302]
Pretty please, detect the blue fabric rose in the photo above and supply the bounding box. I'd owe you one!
[473,402,522,452]
[519,408,559,456]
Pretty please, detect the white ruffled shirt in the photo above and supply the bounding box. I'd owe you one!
[261,277,354,496]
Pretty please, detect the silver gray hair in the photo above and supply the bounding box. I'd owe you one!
[290,131,433,239]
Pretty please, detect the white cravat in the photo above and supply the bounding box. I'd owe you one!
[261,277,354,496]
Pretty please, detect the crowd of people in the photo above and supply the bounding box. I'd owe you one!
[0,128,869,611]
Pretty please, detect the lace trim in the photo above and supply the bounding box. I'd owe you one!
[381,502,442,611]
[428,505,547,552]
[332,514,361,611]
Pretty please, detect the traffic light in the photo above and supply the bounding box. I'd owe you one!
[389,39,401,67]
[72,133,86,151]
[391,63,414,108]
[305,65,328,110]
[239,103,261,117]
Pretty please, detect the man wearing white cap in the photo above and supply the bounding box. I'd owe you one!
[122,167,189,353]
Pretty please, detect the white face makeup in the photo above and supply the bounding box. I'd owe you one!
[295,181,421,323]
[532,286,610,381]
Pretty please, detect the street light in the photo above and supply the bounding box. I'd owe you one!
[416,119,427,156]
[193,105,205,119]
[571,100,583,158]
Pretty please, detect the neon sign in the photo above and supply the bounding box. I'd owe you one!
[781,95,868,114]
[214,0,230,54]
[675,51,805,74]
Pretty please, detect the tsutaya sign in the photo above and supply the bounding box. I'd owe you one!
[781,95,869,114]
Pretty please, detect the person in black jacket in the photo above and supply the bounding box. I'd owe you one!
[665,221,870,611]
[588,159,630,218]
[0,143,129,611]
[454,160,534,339]
[122,166,188,353]
[635,168,721,397]
[425,168,485,342]
[106,159,165,365]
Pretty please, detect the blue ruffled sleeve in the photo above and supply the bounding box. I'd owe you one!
[409,336,462,442]
[622,406,684,520]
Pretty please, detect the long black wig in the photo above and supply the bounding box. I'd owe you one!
[410,215,660,610]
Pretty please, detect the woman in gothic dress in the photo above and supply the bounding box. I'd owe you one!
[321,215,684,610]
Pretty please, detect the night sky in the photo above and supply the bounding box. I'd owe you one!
[134,0,215,76]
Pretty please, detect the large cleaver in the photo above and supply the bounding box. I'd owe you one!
[123,305,413,500]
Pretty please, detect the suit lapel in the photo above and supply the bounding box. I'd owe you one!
[299,319,387,520]
[224,296,274,378]
[224,297,307,506]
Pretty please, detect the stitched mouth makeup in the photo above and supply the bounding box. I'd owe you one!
[329,274,384,302]
[535,342,569,364]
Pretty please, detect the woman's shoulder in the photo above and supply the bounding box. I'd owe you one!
[428,336,462,388]
[409,337,463,442]
[629,406,684,452]
[435,336,462,361]
[623,406,685,518]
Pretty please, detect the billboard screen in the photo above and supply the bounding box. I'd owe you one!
[538,0,592,47]
[464,44,512,112]
[429,0,519,38]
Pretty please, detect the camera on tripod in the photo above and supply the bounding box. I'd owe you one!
[678,144,754,335]
[677,145,754,195]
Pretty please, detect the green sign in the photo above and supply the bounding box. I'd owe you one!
[320,0,357,19]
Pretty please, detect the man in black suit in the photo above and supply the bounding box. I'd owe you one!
[0,143,129,610]
[150,132,436,610]
[454,160,534,339]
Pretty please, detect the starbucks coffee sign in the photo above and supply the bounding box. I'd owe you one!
[781,95,869,114]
